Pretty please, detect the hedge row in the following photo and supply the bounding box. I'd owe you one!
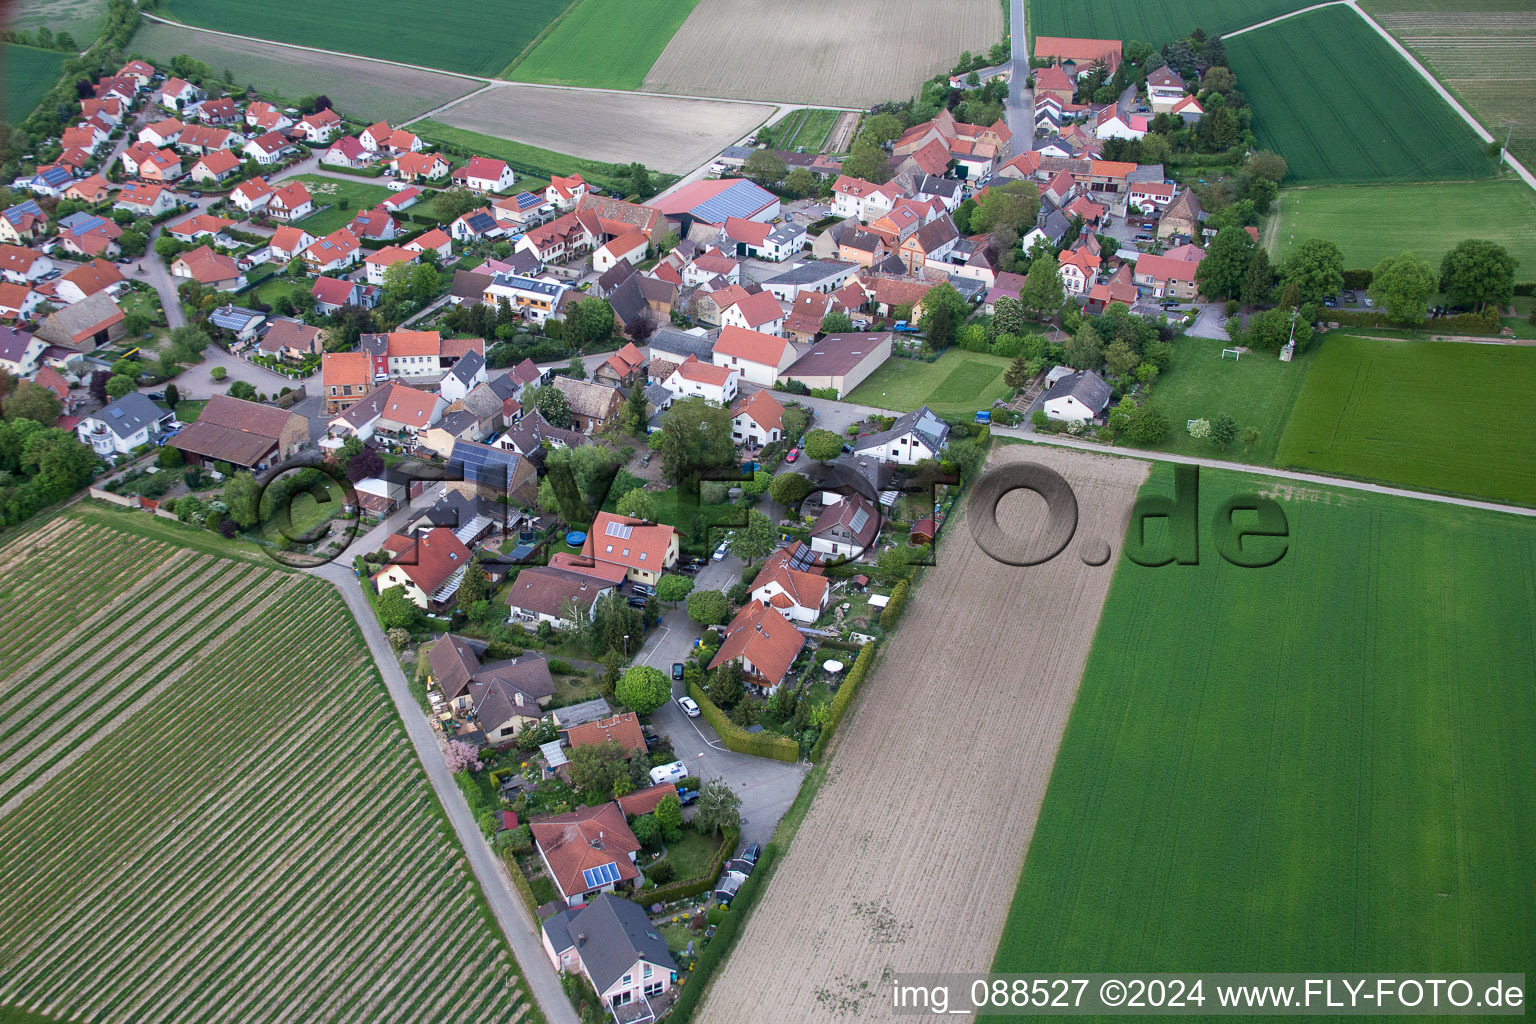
[879,580,910,630]
[686,679,798,762]
[1326,307,1502,334]
[631,828,737,907]
[808,642,875,763]
[324,163,386,179]
[667,842,779,1022]
[505,854,541,918]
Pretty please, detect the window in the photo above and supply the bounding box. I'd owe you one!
[622,974,632,987]
[643,964,653,979]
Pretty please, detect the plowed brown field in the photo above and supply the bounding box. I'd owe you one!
[697,445,1148,1022]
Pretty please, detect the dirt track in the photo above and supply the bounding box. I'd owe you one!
[437,87,775,174]
[697,445,1149,1022]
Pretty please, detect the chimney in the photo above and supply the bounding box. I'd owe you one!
[576,932,585,946]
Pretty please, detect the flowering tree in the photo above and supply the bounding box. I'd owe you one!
[445,739,482,775]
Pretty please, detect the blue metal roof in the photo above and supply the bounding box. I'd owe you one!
[689,179,774,225]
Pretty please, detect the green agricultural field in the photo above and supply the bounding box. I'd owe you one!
[131,21,481,123]
[760,108,840,153]
[988,464,1536,1003]
[1,44,66,122]
[1277,334,1536,505]
[845,349,1014,419]
[1270,180,1536,272]
[291,174,397,235]
[414,120,659,195]
[160,0,568,77]
[508,0,698,88]
[0,509,540,1024]
[1120,337,1312,464]
[1029,0,1304,46]
[5,0,107,44]
[1227,6,1495,184]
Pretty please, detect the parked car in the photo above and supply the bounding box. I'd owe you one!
[850,317,870,330]
[1135,233,1153,242]
[785,448,799,463]
[386,181,410,192]
[679,562,701,574]
[677,696,700,718]
[1324,297,1337,308]
[649,760,688,785]
[627,596,648,608]
[146,391,165,401]
[631,582,655,598]
[742,842,762,864]
[892,320,920,333]
[712,539,730,561]
[672,662,685,681]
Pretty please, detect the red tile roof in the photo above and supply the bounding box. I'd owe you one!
[730,388,784,434]
[581,512,677,575]
[565,711,647,757]
[378,527,472,593]
[707,602,804,687]
[726,290,785,328]
[530,802,640,899]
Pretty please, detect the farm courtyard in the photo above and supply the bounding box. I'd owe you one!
[0,510,534,1024]
[989,466,1536,995]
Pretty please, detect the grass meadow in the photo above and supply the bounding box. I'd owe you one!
[508,0,698,88]
[2,44,66,122]
[413,120,646,194]
[290,174,398,235]
[1270,180,1536,272]
[1120,337,1313,464]
[760,108,840,153]
[1276,335,1536,505]
[844,349,1014,419]
[160,0,568,77]
[1028,0,1304,46]
[0,509,540,1024]
[5,0,107,44]
[987,464,1536,1002]
[1226,6,1495,185]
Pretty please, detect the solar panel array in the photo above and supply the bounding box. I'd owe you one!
[690,180,772,225]
[581,861,621,889]
[784,545,817,572]
[451,441,515,488]
[605,520,633,539]
[209,306,260,330]
[848,507,870,534]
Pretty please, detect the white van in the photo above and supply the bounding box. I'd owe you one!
[649,761,687,786]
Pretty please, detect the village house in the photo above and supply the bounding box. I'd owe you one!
[452,156,516,194]
[188,149,241,185]
[505,565,617,630]
[1132,248,1204,300]
[167,213,235,244]
[322,135,371,170]
[0,326,47,377]
[781,332,892,398]
[171,246,245,290]
[393,151,450,182]
[593,342,647,387]
[258,318,324,362]
[245,102,292,133]
[749,542,829,623]
[243,131,295,165]
[231,177,275,214]
[295,108,342,143]
[424,633,556,739]
[545,173,588,209]
[710,324,797,387]
[709,600,804,694]
[719,290,787,337]
[373,527,475,611]
[1157,189,1204,240]
[208,304,266,344]
[531,804,642,906]
[1042,368,1112,423]
[541,894,679,1014]
[32,291,124,350]
[54,258,125,304]
[853,404,949,466]
[730,388,785,448]
[581,512,679,587]
[302,228,363,275]
[663,354,739,405]
[170,395,307,470]
[56,212,121,259]
[267,182,315,222]
[551,376,625,432]
[73,391,173,455]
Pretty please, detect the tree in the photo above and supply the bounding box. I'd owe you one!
[1196,226,1256,301]
[1063,322,1103,370]
[783,167,818,199]
[1104,337,1140,378]
[157,446,183,469]
[615,488,656,522]
[444,739,482,774]
[1240,247,1274,307]
[87,369,110,404]
[563,297,615,350]
[654,794,684,842]
[164,383,180,409]
[3,381,61,425]
[656,573,695,607]
[1187,417,1211,441]
[687,589,729,626]
[707,659,742,708]
[1438,239,1518,312]
[971,180,1040,235]
[1020,255,1064,316]
[991,296,1031,338]
[1002,355,1034,391]
[1282,238,1345,307]
[649,398,734,486]
[840,137,890,183]
[346,446,383,482]
[105,374,135,400]
[859,112,904,146]
[524,384,571,428]
[582,591,643,657]
[222,472,262,527]
[615,664,671,715]
[1210,412,1238,450]
[117,229,147,257]
[1241,426,1260,454]
[780,405,809,442]
[1245,150,1288,184]
[920,300,957,349]
[227,380,257,400]
[769,471,813,507]
[729,510,775,564]
[458,553,489,608]
[631,812,661,847]
[563,355,587,380]
[210,366,228,382]
[743,149,787,188]
[568,740,628,794]
[1369,251,1437,326]
[944,438,986,480]
[802,428,843,463]
[1126,405,1169,445]
[694,778,742,837]
[377,585,424,631]
[435,186,482,222]
[820,310,853,334]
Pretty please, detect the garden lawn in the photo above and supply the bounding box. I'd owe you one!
[251,274,312,310]
[1226,6,1494,184]
[663,827,724,881]
[1270,180,1536,272]
[844,349,1014,419]
[290,175,397,235]
[413,121,645,194]
[1,44,66,122]
[1121,337,1312,464]
[161,0,568,77]
[1276,334,1536,505]
[508,0,698,88]
[1029,0,1310,46]
[988,465,1536,1002]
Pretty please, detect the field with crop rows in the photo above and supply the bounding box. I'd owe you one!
[1276,334,1536,505]
[430,87,773,175]
[1227,6,1494,184]
[759,108,840,153]
[701,446,1149,1022]
[0,512,537,1024]
[1270,180,1536,272]
[1362,0,1536,169]
[508,0,698,89]
[988,465,1536,1000]
[1029,0,1305,47]
[643,0,1002,106]
[159,0,565,77]
[131,21,480,123]
[2,44,66,122]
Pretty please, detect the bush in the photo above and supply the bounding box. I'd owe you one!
[547,658,573,674]
[685,678,797,762]
[665,843,778,1022]
[648,860,676,885]
[631,828,736,906]
[809,642,876,763]
[878,581,909,629]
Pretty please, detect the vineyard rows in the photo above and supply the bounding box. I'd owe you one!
[0,516,538,1024]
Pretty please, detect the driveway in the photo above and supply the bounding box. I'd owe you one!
[631,557,810,846]
[1185,302,1232,340]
